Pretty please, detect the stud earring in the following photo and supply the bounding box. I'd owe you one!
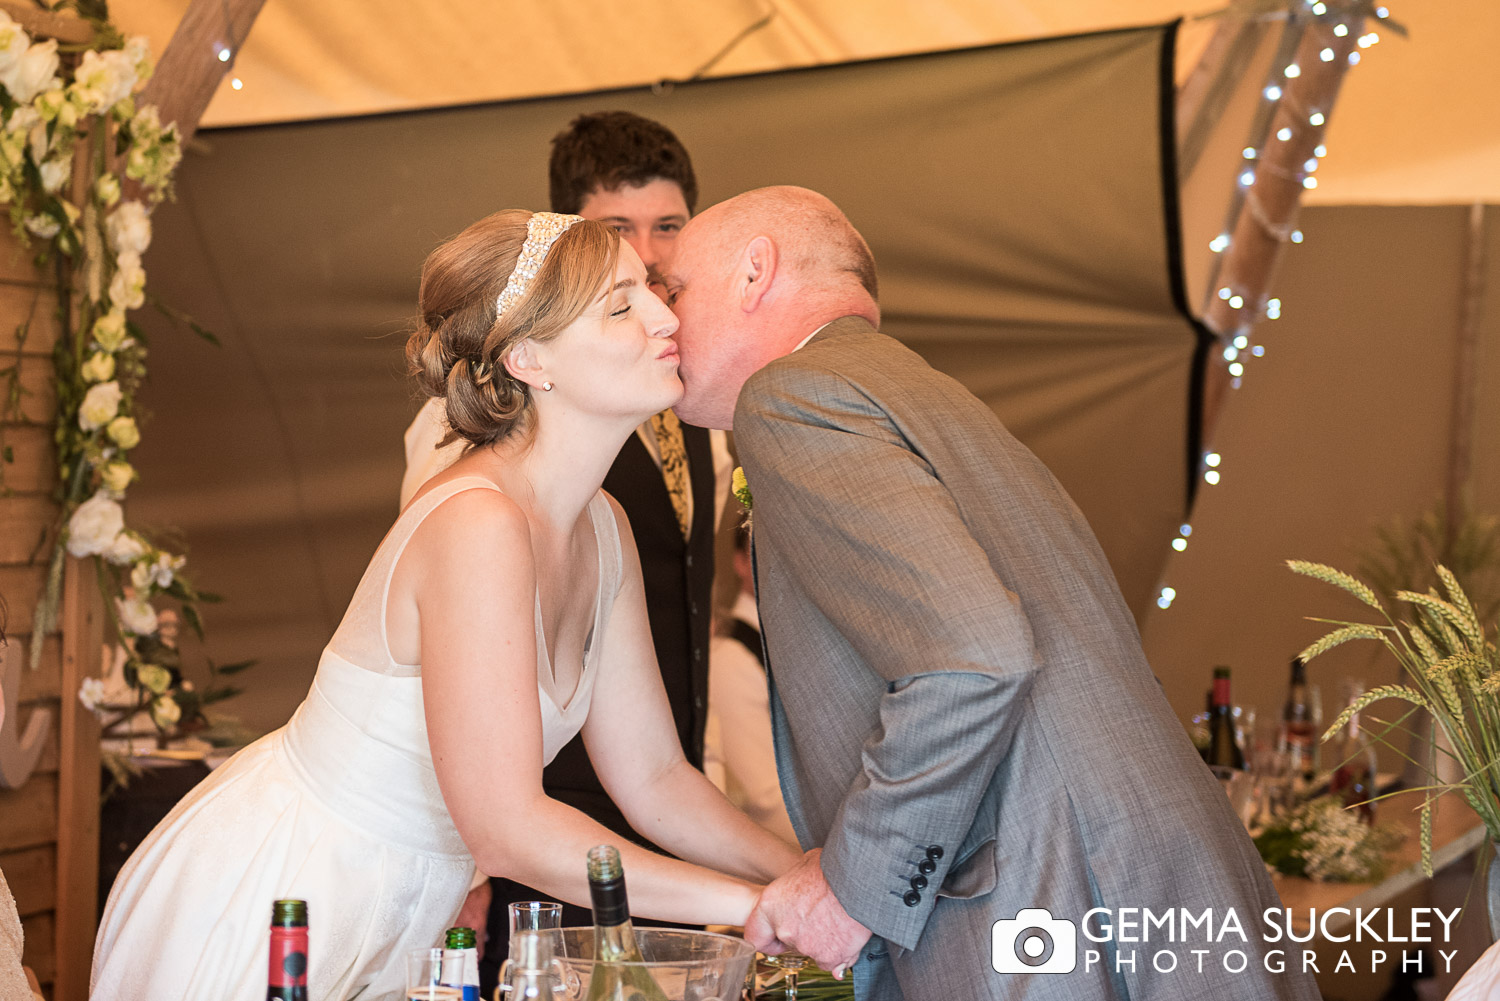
[542,381,553,392]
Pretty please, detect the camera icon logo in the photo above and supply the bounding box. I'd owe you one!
[992,908,1078,974]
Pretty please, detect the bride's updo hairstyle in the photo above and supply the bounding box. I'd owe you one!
[407,209,621,447]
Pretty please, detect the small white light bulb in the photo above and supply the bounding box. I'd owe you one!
[1375,6,1388,17]
[1180,524,1192,537]
[217,47,231,62]
[1264,85,1283,101]
[1251,345,1266,357]
[1172,538,1187,552]
[1290,230,1304,243]
[1223,346,1239,361]
[1312,1,1327,13]
[1348,51,1361,65]
[1310,112,1326,126]
[1209,234,1230,253]
[1218,287,1233,301]
[1243,147,1257,159]
[1228,361,1245,377]
[1162,587,1177,601]
[1285,64,1301,78]
[1233,334,1249,349]
[1303,176,1318,189]
[1305,158,1319,172]
[1231,376,1243,389]
[1205,470,1221,485]
[1229,295,1244,309]
[1205,452,1222,468]
[1239,169,1256,186]
[1334,23,1349,36]
[1320,47,1335,61]
[1314,144,1327,157]
[231,77,244,90]
[1277,127,1293,141]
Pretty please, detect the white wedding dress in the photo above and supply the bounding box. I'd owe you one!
[91,476,622,1001]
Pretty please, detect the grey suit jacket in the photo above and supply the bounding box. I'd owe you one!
[734,318,1319,1001]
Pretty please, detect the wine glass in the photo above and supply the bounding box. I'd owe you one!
[759,951,811,999]
[407,947,462,1001]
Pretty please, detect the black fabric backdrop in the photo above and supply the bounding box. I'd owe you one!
[129,24,1203,730]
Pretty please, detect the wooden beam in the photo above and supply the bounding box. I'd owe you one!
[1445,203,1486,547]
[0,2,91,44]
[53,557,101,1001]
[137,0,268,146]
[1198,10,1366,438]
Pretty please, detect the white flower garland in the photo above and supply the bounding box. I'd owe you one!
[0,11,231,746]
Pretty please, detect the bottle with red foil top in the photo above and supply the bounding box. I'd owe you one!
[267,899,309,1001]
[1203,666,1245,779]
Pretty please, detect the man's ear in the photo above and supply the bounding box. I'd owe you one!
[737,235,778,314]
[502,338,546,390]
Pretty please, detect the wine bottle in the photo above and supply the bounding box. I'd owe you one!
[585,845,669,1001]
[267,899,309,1001]
[1330,684,1378,822]
[442,927,480,1001]
[1280,657,1317,787]
[1204,666,1245,779]
[504,930,562,1001]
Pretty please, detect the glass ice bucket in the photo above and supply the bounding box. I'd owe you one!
[548,927,755,1001]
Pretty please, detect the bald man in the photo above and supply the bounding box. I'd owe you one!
[661,187,1317,1001]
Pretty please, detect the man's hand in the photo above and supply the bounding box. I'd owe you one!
[454,879,492,953]
[744,848,871,976]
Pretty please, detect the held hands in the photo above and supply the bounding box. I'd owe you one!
[744,848,872,977]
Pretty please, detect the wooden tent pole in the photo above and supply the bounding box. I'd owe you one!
[137,0,268,145]
[1198,10,1367,439]
[1445,203,1486,546]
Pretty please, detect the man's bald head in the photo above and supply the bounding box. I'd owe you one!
[665,187,881,429]
[689,186,878,301]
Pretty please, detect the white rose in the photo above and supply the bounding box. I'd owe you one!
[23,214,58,239]
[37,154,68,194]
[71,49,135,114]
[150,693,181,729]
[66,491,124,557]
[123,36,153,85]
[104,530,147,565]
[0,14,26,75]
[1,39,58,104]
[77,676,108,713]
[108,251,145,309]
[115,593,158,636]
[100,460,134,495]
[81,351,115,383]
[79,380,122,430]
[106,201,150,256]
[33,87,63,121]
[107,415,140,449]
[93,310,127,351]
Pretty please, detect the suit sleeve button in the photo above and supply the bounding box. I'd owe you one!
[917,858,936,875]
[927,845,944,860]
[902,890,921,907]
[909,875,927,891]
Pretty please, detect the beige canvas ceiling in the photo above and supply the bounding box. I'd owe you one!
[111,0,1497,205]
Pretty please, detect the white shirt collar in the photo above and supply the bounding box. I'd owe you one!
[793,321,835,353]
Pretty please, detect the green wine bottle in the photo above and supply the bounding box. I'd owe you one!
[584,845,669,1001]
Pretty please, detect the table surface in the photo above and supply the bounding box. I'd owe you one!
[1271,790,1488,933]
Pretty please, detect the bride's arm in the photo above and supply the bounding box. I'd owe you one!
[582,498,802,884]
[410,489,772,927]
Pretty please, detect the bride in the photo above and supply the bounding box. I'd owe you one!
[91,210,802,1000]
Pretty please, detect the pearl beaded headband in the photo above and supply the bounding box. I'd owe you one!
[494,211,584,318]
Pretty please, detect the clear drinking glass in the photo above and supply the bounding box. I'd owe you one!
[407,947,463,1001]
[509,901,563,935]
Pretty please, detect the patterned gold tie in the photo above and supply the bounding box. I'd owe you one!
[650,410,692,539]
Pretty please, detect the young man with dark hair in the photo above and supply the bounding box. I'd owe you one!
[400,110,734,996]
[548,110,697,277]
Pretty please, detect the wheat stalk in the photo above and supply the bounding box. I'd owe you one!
[1288,560,1383,609]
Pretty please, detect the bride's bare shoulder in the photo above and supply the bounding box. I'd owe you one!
[410,480,531,561]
